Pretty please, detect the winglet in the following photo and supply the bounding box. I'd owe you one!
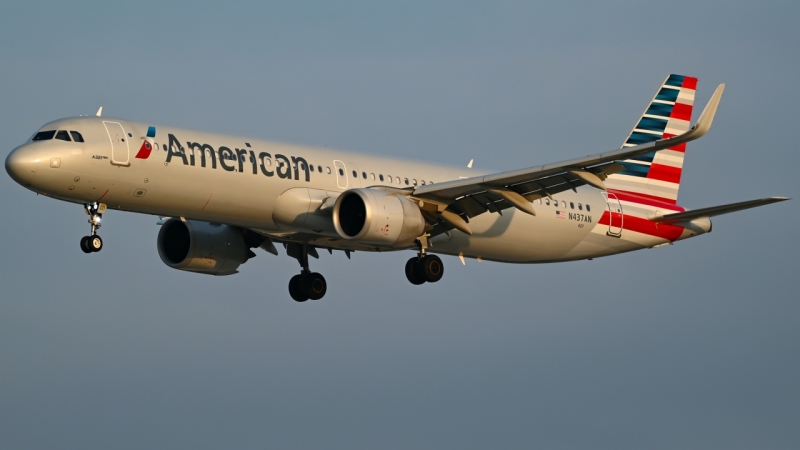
[96,106,103,117]
[684,84,725,140]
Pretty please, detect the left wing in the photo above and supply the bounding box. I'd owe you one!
[411,84,726,235]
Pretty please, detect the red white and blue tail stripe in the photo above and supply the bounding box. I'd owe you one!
[605,74,697,205]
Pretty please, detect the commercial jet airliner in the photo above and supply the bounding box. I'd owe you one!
[5,75,788,301]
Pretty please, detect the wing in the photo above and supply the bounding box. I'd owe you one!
[411,84,726,236]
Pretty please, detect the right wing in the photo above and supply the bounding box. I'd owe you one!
[411,84,726,235]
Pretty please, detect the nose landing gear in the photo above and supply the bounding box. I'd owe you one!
[80,202,106,253]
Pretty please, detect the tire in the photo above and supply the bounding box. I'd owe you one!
[306,273,327,300]
[89,235,103,252]
[289,275,309,302]
[420,254,444,283]
[405,258,426,285]
[80,236,92,254]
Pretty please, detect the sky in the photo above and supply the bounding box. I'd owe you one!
[1,1,799,449]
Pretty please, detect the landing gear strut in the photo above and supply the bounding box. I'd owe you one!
[80,202,106,253]
[287,243,327,302]
[405,234,444,285]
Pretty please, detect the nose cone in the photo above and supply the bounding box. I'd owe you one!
[5,145,39,187]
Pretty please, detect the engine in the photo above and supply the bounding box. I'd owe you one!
[157,219,253,275]
[332,188,426,247]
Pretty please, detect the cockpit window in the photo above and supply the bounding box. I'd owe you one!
[70,131,84,142]
[55,130,71,141]
[32,130,56,141]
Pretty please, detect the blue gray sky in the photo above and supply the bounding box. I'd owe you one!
[1,1,799,449]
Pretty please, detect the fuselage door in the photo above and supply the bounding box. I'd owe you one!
[333,160,347,189]
[103,121,130,166]
[603,192,623,236]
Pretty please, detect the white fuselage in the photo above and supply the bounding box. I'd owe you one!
[6,116,711,263]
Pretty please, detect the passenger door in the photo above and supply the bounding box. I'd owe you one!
[103,121,130,166]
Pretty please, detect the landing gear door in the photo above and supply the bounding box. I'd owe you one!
[603,192,623,237]
[333,160,347,189]
[103,121,130,166]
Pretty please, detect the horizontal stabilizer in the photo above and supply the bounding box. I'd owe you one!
[653,197,789,224]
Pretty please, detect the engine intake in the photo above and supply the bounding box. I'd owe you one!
[157,219,251,275]
[332,188,425,248]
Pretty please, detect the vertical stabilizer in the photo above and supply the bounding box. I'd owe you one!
[605,74,697,205]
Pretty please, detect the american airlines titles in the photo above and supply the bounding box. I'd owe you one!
[165,133,311,182]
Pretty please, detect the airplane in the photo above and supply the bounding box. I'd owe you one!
[5,74,788,302]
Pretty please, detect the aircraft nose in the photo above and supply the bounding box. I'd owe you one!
[5,145,39,187]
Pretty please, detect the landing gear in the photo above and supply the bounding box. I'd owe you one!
[405,254,444,284]
[81,203,106,253]
[80,235,103,253]
[287,242,328,302]
[405,235,444,285]
[289,272,327,302]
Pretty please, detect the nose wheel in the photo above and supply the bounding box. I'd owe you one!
[80,235,103,253]
[81,202,106,254]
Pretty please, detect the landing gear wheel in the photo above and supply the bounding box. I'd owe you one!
[289,275,309,302]
[405,258,426,285]
[80,236,92,254]
[420,254,444,282]
[88,235,103,252]
[306,272,327,300]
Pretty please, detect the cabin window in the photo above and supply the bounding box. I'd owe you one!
[70,131,84,142]
[421,180,426,185]
[339,168,344,176]
[396,176,400,184]
[412,179,417,186]
[562,201,567,208]
[545,199,550,205]
[370,173,375,180]
[32,130,56,141]
[362,171,367,179]
[309,164,314,172]
[404,178,409,185]
[352,170,357,178]
[570,202,574,209]
[578,203,582,210]
[379,174,384,182]
[586,204,591,212]
[55,130,71,141]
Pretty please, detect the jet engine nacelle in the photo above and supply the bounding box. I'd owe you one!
[157,219,251,275]
[332,188,426,248]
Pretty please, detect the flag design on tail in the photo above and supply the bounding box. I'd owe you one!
[605,74,697,205]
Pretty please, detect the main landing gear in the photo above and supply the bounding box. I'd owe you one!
[405,234,444,285]
[287,243,327,302]
[80,202,106,254]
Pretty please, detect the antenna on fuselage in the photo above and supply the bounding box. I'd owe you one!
[95,107,103,117]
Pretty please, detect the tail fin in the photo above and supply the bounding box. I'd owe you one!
[605,74,698,205]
